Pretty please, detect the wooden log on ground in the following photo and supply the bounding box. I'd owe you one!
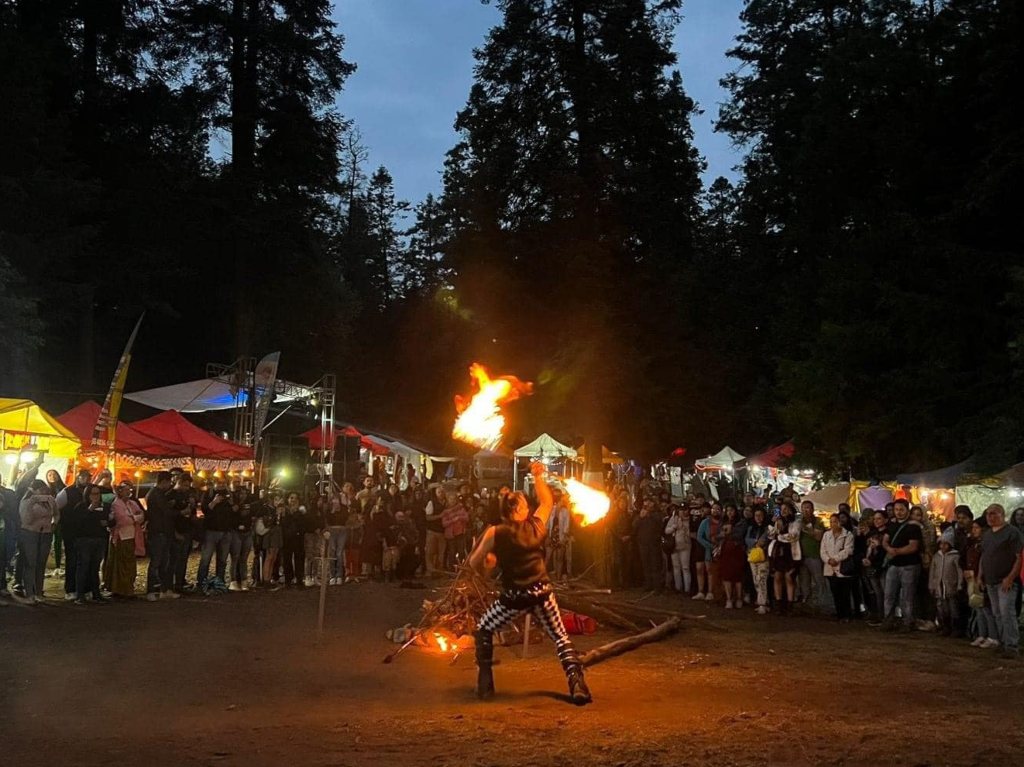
[579,618,682,667]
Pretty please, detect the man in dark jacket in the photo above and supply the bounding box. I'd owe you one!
[197,478,233,591]
[145,472,178,601]
[65,484,113,605]
[632,497,666,593]
[54,469,93,600]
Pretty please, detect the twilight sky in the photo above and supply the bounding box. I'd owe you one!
[333,0,746,205]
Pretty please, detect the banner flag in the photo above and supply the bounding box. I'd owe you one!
[92,314,144,448]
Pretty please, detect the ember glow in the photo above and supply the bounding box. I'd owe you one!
[452,363,533,450]
[434,632,458,654]
[563,478,611,526]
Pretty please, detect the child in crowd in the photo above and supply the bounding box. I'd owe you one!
[929,528,963,636]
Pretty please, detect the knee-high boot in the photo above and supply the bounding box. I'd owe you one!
[474,629,495,700]
[558,646,592,705]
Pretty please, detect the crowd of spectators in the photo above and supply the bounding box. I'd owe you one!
[606,479,1024,659]
[4,464,1022,662]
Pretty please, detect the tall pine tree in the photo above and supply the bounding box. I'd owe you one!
[444,0,705,456]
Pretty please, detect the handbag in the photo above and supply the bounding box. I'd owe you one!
[839,556,856,577]
[661,533,676,555]
[747,546,766,564]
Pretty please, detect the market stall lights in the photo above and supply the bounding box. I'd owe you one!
[19,451,38,464]
[2,454,16,466]
[278,467,289,478]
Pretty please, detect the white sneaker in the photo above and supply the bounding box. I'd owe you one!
[228,581,242,592]
[756,605,768,615]
[981,638,1001,649]
[146,593,160,602]
[725,600,733,609]
[304,576,315,587]
[64,593,76,602]
[970,637,987,647]
[691,592,704,600]
[241,582,250,591]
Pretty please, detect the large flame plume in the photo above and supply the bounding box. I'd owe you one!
[563,478,610,526]
[452,363,533,450]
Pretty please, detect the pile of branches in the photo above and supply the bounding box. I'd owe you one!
[418,564,498,640]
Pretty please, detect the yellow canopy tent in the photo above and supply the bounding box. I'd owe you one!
[0,398,82,459]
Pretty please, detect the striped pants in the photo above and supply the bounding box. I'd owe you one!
[477,583,578,669]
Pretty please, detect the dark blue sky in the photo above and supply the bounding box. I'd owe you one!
[333,0,746,205]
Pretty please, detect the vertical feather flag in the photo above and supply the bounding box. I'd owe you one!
[92,314,144,448]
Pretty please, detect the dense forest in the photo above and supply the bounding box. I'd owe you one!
[0,0,1021,476]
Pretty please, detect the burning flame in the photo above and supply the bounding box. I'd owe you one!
[564,478,610,526]
[434,632,458,654]
[452,363,533,450]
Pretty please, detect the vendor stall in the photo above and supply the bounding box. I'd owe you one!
[0,398,81,484]
[512,433,576,490]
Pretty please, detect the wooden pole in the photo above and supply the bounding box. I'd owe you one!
[316,552,329,641]
[579,617,681,667]
[522,613,531,658]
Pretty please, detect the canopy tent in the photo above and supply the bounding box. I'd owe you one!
[129,411,253,462]
[301,424,364,449]
[574,444,625,465]
[513,433,577,459]
[896,457,975,489]
[748,441,795,468]
[59,401,183,457]
[512,433,576,490]
[0,398,81,459]
[802,482,852,514]
[695,446,745,471]
[955,484,1022,515]
[125,377,311,413]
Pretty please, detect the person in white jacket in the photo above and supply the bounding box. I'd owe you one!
[664,505,692,594]
[17,479,58,604]
[768,501,802,614]
[821,513,855,621]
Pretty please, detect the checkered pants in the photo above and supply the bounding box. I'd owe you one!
[477,583,577,668]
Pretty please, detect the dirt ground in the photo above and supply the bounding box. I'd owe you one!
[3,572,1024,767]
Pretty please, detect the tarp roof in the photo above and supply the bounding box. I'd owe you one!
[59,401,184,457]
[129,411,253,460]
[749,441,795,469]
[896,457,975,489]
[695,446,745,470]
[125,377,310,413]
[0,398,82,459]
[514,433,577,458]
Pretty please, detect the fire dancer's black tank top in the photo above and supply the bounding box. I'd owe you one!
[493,515,548,589]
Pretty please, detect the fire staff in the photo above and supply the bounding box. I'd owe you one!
[468,462,592,705]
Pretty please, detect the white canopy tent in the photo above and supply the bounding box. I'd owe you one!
[694,445,745,471]
[512,433,576,489]
[126,377,311,412]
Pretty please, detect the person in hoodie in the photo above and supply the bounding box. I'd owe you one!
[929,527,964,636]
[228,485,255,591]
[197,478,234,591]
[16,479,58,604]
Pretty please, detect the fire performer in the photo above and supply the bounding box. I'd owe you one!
[468,462,593,705]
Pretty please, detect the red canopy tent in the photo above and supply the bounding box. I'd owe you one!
[129,410,253,461]
[749,441,795,468]
[302,424,365,449]
[59,401,185,457]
